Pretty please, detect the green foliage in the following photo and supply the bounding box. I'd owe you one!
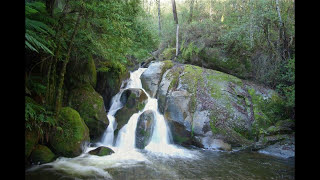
[180,41,201,62]
[25,1,55,55]
[162,48,176,60]
[25,96,56,142]
[276,57,295,110]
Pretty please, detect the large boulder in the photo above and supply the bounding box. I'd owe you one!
[30,145,56,164]
[68,84,109,141]
[88,146,114,156]
[135,110,155,149]
[146,63,288,149]
[49,107,90,157]
[256,134,295,158]
[141,60,173,98]
[115,88,148,131]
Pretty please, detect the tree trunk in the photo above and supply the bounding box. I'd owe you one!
[54,9,82,116]
[171,0,179,57]
[45,0,70,108]
[188,0,195,24]
[175,24,179,57]
[171,0,178,24]
[276,0,284,60]
[46,0,56,17]
[249,0,254,48]
[157,0,161,37]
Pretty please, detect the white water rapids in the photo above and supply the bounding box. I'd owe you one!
[101,68,173,153]
[27,67,197,179]
[25,67,295,180]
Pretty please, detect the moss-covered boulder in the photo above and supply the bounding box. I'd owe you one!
[135,110,155,149]
[65,55,97,89]
[25,130,39,159]
[49,107,90,157]
[30,145,56,164]
[88,146,114,156]
[115,88,148,131]
[68,84,109,141]
[146,63,288,149]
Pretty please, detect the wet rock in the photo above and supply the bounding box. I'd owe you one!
[202,138,232,151]
[30,145,56,164]
[257,135,295,158]
[49,107,90,158]
[115,88,148,131]
[143,62,287,149]
[135,110,155,149]
[141,61,165,98]
[68,85,109,141]
[88,146,114,156]
[141,61,174,98]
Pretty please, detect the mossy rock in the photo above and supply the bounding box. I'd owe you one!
[115,88,148,131]
[135,110,155,149]
[88,146,114,156]
[30,145,56,164]
[65,55,97,89]
[25,130,39,159]
[49,107,90,157]
[68,84,109,141]
[247,83,288,137]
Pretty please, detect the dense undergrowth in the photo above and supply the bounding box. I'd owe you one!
[25,0,157,144]
[152,0,295,119]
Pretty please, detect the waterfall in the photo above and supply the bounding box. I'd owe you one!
[100,67,174,153]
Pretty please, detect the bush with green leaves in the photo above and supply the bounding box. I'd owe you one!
[25,96,56,142]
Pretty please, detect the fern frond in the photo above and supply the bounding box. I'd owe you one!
[25,31,54,55]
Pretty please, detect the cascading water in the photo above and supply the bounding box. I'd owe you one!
[25,67,295,180]
[100,68,175,154]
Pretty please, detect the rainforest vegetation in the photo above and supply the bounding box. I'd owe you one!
[25,0,295,171]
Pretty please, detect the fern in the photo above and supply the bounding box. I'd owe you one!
[25,1,55,55]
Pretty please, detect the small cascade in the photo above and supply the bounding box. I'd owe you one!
[100,67,175,153]
[100,68,148,147]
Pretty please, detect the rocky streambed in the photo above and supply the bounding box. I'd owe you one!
[140,60,295,158]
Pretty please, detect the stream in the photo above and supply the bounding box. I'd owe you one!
[25,68,295,179]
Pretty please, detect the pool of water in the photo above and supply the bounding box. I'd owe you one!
[25,147,294,180]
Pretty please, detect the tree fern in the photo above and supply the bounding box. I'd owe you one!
[25,1,55,55]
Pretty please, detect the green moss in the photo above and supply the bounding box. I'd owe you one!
[30,145,55,164]
[66,55,97,89]
[87,55,97,87]
[137,102,146,111]
[89,146,114,156]
[248,86,288,138]
[25,130,39,158]
[167,66,183,91]
[159,60,174,82]
[209,114,218,134]
[98,147,114,156]
[162,48,176,60]
[173,134,190,145]
[163,60,174,70]
[50,107,90,157]
[68,84,108,140]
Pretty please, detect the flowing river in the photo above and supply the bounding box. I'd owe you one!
[25,68,295,179]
